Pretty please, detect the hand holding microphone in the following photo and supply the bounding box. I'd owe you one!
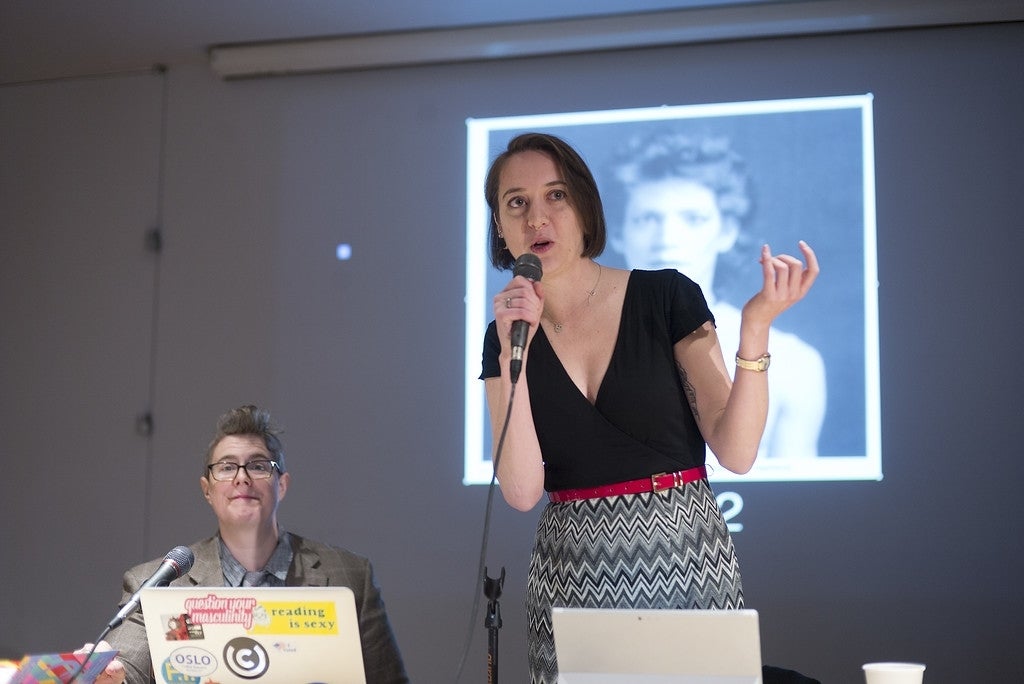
[506,253,543,384]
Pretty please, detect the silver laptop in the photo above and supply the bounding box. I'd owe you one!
[552,608,763,684]
[140,586,366,683]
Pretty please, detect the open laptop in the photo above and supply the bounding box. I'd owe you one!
[552,608,763,684]
[140,586,365,683]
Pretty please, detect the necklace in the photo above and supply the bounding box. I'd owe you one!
[548,263,603,333]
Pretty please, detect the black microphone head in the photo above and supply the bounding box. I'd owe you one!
[165,545,195,579]
[513,253,543,281]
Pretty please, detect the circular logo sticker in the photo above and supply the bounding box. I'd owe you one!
[166,646,217,678]
[223,637,270,679]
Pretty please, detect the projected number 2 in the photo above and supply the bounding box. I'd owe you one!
[717,491,744,533]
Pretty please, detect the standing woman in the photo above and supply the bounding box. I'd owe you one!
[480,133,819,684]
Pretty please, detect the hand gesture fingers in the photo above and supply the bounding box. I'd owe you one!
[763,241,819,297]
[747,241,819,324]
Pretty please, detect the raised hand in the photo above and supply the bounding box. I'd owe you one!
[742,241,819,326]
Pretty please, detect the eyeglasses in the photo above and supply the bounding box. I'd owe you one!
[206,459,279,481]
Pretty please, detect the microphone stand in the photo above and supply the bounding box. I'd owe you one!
[484,566,505,684]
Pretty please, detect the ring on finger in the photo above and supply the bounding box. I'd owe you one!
[505,297,512,308]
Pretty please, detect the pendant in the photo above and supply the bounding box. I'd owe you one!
[554,323,563,333]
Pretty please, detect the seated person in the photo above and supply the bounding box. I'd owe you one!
[84,404,409,684]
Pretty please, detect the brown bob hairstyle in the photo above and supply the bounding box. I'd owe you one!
[484,132,607,271]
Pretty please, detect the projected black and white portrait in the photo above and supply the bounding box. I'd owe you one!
[464,95,880,484]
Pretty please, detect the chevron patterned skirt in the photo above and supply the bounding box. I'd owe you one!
[526,478,743,684]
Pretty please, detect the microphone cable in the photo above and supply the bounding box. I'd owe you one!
[69,544,193,682]
[66,623,114,683]
[453,378,519,683]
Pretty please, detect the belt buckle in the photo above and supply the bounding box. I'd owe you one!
[651,472,670,493]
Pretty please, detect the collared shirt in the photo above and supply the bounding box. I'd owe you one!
[219,530,293,587]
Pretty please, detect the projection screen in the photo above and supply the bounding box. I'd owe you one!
[464,95,878,486]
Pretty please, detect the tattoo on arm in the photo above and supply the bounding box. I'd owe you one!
[677,362,700,421]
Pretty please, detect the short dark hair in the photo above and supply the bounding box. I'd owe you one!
[484,133,606,270]
[204,405,286,474]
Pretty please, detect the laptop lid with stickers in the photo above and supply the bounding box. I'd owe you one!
[140,586,365,683]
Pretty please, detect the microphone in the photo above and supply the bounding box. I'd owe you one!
[107,545,194,630]
[509,253,543,384]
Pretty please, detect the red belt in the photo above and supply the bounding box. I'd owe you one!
[548,465,708,503]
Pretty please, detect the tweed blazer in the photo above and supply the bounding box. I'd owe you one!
[107,533,408,684]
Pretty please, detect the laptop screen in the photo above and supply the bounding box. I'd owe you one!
[552,608,763,684]
[140,586,366,683]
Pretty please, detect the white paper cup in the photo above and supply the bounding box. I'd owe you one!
[862,662,925,684]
